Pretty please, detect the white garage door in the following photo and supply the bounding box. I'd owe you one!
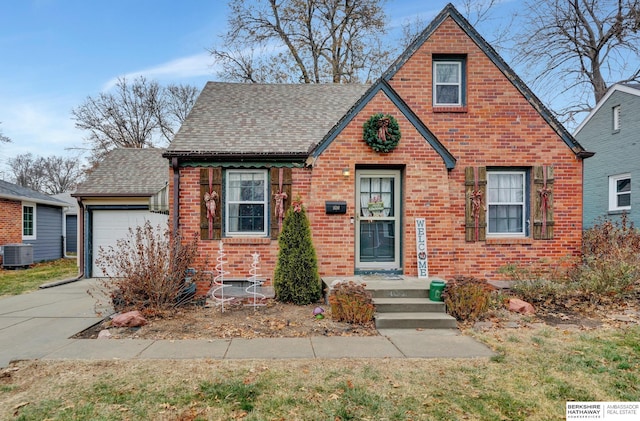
[92,210,168,277]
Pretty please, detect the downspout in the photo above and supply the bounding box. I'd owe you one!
[41,198,84,288]
[172,157,180,234]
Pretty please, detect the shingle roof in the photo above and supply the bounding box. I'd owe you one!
[165,82,369,156]
[73,148,168,196]
[0,179,67,207]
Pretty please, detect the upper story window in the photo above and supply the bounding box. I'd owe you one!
[612,105,620,131]
[433,57,465,106]
[609,173,630,212]
[225,170,268,236]
[487,171,526,236]
[22,202,36,240]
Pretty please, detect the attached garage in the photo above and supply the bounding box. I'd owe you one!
[90,208,168,277]
[72,148,170,279]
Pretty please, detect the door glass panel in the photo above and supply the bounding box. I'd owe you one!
[359,221,395,262]
[360,177,394,217]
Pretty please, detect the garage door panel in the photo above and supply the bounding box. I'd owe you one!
[92,210,168,277]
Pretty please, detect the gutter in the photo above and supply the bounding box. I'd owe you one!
[162,151,309,162]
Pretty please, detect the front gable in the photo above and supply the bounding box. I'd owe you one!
[311,80,456,169]
[383,3,586,156]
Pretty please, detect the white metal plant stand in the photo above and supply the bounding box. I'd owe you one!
[207,241,234,312]
[245,252,266,308]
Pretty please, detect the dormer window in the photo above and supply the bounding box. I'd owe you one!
[433,57,466,106]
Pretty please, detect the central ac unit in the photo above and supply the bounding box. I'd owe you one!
[2,244,34,268]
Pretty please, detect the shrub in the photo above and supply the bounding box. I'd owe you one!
[94,221,204,317]
[273,198,322,305]
[499,260,572,304]
[329,281,375,324]
[570,215,640,300]
[442,276,493,322]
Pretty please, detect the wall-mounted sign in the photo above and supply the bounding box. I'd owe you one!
[415,218,428,279]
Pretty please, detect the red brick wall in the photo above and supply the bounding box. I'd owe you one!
[171,15,584,292]
[0,199,23,265]
[171,166,312,295]
[304,16,582,280]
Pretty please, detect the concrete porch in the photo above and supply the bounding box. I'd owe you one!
[322,275,458,329]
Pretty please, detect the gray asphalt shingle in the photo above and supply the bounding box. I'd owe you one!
[0,179,67,206]
[73,148,168,196]
[167,82,370,155]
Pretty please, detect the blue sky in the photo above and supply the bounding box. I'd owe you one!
[0,0,519,178]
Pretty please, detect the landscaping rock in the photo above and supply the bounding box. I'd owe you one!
[508,298,535,315]
[97,329,112,339]
[473,321,494,331]
[111,311,147,327]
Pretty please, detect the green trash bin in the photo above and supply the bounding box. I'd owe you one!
[429,280,446,302]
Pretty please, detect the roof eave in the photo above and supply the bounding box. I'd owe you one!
[0,193,67,207]
[162,151,309,162]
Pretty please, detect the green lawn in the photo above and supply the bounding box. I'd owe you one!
[1,325,638,420]
[0,258,79,296]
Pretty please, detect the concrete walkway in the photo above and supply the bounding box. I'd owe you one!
[0,279,494,368]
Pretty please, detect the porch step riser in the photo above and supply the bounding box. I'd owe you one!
[368,289,430,299]
[373,301,445,313]
[374,314,458,329]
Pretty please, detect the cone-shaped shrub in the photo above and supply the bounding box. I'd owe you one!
[273,198,322,304]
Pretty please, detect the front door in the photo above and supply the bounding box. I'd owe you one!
[355,169,401,272]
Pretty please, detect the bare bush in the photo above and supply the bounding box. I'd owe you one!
[93,221,205,317]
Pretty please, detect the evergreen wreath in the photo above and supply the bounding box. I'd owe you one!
[363,113,401,153]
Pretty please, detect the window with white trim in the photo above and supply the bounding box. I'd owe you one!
[225,170,268,236]
[612,105,620,131]
[22,202,36,240]
[609,173,630,212]
[487,171,526,236]
[433,59,464,106]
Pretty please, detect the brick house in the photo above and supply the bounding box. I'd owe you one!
[164,4,591,295]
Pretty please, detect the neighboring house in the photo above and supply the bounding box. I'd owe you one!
[574,83,640,228]
[0,179,67,265]
[72,148,169,277]
[164,4,591,296]
[52,192,79,255]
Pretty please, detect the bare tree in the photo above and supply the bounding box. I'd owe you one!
[9,154,47,192]
[41,155,84,194]
[513,0,640,123]
[71,76,198,164]
[211,0,390,83]
[8,153,84,194]
[0,122,10,144]
[159,83,200,140]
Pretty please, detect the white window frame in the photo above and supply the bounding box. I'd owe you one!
[612,105,620,131]
[224,169,268,236]
[433,60,463,106]
[22,202,36,240]
[609,173,631,212]
[486,171,526,237]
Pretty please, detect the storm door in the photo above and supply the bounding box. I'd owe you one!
[355,170,401,271]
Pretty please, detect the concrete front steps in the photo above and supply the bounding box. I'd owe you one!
[366,282,457,330]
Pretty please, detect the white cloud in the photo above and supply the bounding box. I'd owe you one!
[0,98,85,177]
[102,52,217,91]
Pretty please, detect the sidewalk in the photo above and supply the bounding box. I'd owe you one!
[0,279,494,368]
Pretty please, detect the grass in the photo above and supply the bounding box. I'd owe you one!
[1,325,638,420]
[0,258,78,296]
